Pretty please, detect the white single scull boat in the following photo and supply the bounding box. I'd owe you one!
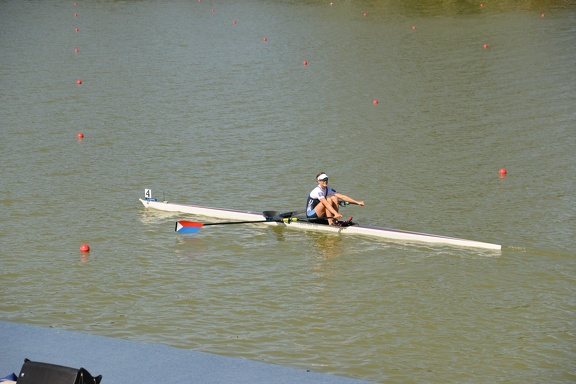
[139,190,501,250]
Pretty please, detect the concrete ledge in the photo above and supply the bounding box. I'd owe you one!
[0,322,373,384]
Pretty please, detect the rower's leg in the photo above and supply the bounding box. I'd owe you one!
[328,195,339,217]
[320,196,339,225]
[315,203,333,225]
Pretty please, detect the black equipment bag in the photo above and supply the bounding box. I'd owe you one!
[17,359,102,384]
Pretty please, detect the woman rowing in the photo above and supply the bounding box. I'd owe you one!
[306,172,365,226]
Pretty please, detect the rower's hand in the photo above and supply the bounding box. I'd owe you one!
[334,213,343,219]
[357,201,365,207]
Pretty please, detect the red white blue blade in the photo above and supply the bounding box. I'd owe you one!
[175,220,204,233]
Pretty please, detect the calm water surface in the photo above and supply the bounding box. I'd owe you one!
[1,1,575,382]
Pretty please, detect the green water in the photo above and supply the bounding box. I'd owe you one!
[1,1,575,382]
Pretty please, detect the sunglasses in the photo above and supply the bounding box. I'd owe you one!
[319,178,329,182]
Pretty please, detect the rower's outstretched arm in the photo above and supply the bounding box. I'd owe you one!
[336,193,365,206]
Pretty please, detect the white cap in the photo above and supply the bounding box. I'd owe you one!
[317,173,328,181]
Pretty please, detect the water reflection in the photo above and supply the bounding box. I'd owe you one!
[306,233,344,280]
[309,233,345,260]
[174,236,210,260]
[269,225,287,242]
[138,208,180,226]
[80,252,90,264]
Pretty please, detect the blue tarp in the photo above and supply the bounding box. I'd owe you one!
[0,322,374,384]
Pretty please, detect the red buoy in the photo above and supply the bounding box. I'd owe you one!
[262,37,267,42]
[80,244,90,252]
[303,61,308,66]
[75,27,79,32]
[77,132,84,139]
[499,168,507,176]
[74,48,79,53]
[77,79,82,85]
[483,43,489,49]
[373,99,379,105]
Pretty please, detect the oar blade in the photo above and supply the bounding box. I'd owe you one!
[175,220,204,233]
[263,210,306,220]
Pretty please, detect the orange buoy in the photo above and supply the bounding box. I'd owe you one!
[499,168,507,176]
[80,244,90,252]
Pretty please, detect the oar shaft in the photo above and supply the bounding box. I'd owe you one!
[176,206,351,234]
[175,217,296,233]
[203,220,269,226]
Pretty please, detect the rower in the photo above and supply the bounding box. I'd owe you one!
[306,172,365,226]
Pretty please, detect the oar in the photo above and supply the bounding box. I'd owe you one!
[175,210,302,234]
[263,210,306,219]
[175,220,269,233]
[265,208,354,224]
[263,211,339,222]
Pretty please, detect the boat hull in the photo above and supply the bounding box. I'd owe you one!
[139,198,501,250]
